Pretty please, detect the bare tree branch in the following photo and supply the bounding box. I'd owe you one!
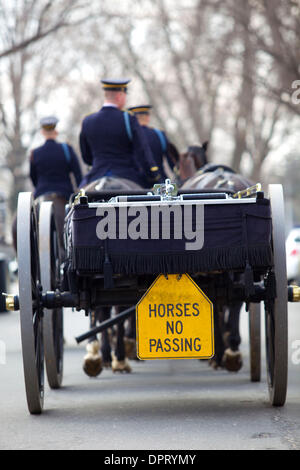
[0,2,92,60]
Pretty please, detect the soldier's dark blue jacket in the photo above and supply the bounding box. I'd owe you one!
[141,126,175,180]
[79,106,160,187]
[30,139,83,199]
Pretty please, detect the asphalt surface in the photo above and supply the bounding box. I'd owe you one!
[0,300,300,450]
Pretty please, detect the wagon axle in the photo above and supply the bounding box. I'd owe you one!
[4,284,300,313]
[3,291,78,312]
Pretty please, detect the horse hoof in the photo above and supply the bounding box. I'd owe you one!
[83,341,103,377]
[103,361,112,369]
[209,358,224,370]
[124,337,137,360]
[222,348,243,372]
[112,357,132,373]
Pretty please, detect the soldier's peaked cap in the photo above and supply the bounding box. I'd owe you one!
[101,78,131,92]
[40,116,59,130]
[128,105,152,114]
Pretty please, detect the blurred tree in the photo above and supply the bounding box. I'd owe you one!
[206,0,299,180]
[227,0,300,116]
[73,0,299,182]
[0,0,90,60]
[74,0,237,150]
[283,154,300,226]
[0,0,91,210]
[0,0,299,214]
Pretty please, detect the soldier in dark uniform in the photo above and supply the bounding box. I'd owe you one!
[79,79,161,189]
[128,105,178,181]
[30,117,82,198]
[29,116,82,249]
[79,81,162,377]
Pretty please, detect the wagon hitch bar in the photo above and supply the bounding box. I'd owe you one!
[75,305,136,344]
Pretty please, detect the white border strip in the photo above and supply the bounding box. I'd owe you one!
[88,198,257,209]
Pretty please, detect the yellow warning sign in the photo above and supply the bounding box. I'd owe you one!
[136,274,214,360]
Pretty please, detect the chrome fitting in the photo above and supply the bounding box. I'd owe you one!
[288,286,300,302]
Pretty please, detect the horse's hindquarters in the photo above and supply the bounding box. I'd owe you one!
[83,177,143,192]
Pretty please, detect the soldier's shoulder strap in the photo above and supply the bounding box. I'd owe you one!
[123,111,133,141]
[61,142,71,165]
[153,128,167,153]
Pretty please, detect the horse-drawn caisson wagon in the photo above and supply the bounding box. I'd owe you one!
[5,177,300,414]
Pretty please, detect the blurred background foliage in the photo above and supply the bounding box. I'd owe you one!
[0,0,299,228]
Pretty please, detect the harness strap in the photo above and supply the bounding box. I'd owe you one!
[195,171,219,189]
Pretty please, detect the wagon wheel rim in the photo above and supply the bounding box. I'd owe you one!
[39,202,64,389]
[249,303,261,382]
[18,192,44,414]
[265,184,288,406]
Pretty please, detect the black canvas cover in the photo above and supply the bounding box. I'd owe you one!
[68,199,273,275]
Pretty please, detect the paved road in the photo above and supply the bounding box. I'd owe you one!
[0,302,300,450]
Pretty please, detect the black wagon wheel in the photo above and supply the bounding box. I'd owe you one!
[17,192,44,414]
[249,303,261,382]
[265,184,288,407]
[39,201,64,389]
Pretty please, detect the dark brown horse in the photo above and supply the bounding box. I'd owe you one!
[179,142,251,193]
[177,144,254,371]
[82,176,143,377]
